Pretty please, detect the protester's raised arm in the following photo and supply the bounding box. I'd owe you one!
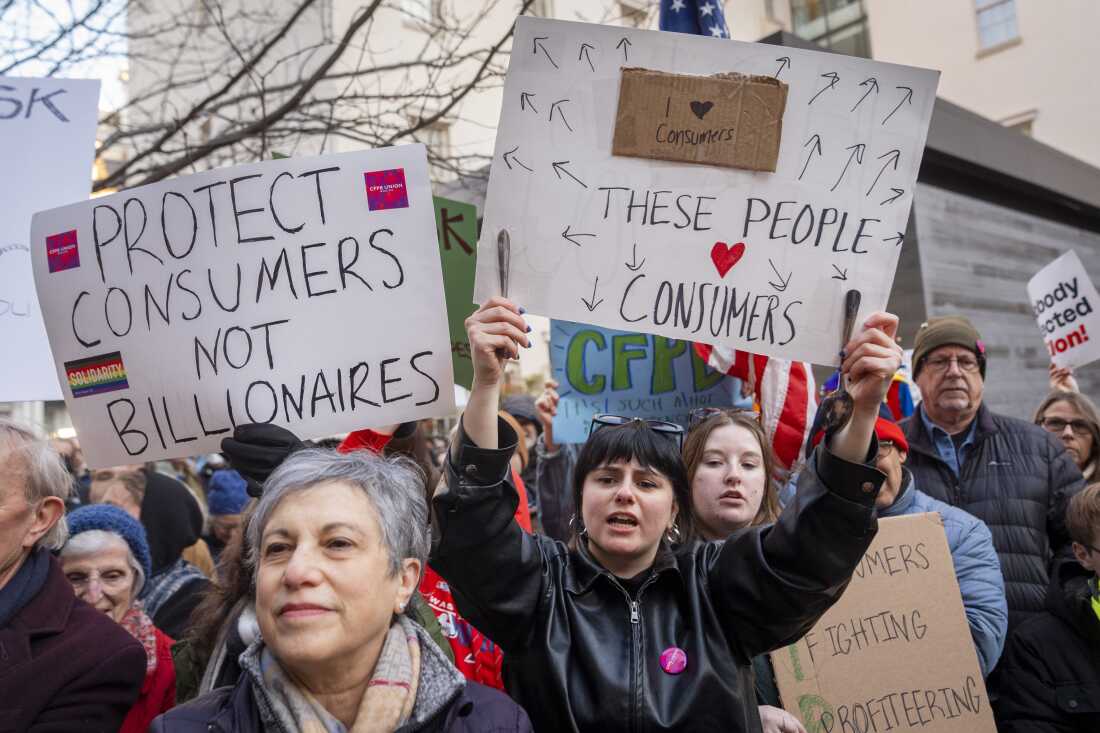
[460,297,530,451]
[831,311,903,462]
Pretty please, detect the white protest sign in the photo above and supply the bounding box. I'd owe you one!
[31,144,455,467]
[1,77,100,402]
[473,18,939,366]
[1027,250,1100,368]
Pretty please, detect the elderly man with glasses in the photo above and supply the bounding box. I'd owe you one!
[901,316,1085,638]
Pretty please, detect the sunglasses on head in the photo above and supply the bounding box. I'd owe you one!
[687,406,760,429]
[590,414,685,450]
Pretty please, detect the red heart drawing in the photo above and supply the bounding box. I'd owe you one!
[710,241,746,278]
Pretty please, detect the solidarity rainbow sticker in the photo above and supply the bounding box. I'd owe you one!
[65,352,130,398]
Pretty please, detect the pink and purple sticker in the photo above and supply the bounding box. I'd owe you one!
[364,168,409,211]
[659,646,687,675]
[46,229,80,273]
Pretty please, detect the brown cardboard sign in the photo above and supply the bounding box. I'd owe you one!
[611,67,788,172]
[771,513,996,733]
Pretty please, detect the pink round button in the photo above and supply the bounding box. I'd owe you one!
[659,646,687,675]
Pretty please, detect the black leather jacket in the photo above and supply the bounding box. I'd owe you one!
[431,418,885,732]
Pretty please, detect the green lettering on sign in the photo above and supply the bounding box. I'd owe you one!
[566,330,606,395]
[612,334,649,390]
[651,337,686,394]
[692,347,725,392]
[798,694,834,733]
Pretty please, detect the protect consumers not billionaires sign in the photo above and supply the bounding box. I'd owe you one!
[772,513,996,733]
[31,144,455,467]
[1027,249,1100,369]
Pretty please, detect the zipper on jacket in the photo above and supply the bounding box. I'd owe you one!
[630,601,639,623]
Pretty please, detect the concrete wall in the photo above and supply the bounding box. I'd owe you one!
[907,182,1100,418]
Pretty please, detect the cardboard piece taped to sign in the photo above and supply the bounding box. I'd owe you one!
[771,513,996,732]
[612,67,787,172]
[31,144,455,468]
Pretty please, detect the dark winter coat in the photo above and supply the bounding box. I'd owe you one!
[431,418,884,733]
[901,403,1085,628]
[0,554,146,732]
[994,560,1100,732]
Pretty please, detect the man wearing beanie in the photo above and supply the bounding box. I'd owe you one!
[203,468,250,564]
[871,416,1007,677]
[902,315,1084,633]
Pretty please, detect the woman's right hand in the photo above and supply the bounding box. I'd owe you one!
[465,296,530,389]
[759,705,807,733]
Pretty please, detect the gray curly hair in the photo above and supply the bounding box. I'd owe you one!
[0,420,72,550]
[246,448,429,577]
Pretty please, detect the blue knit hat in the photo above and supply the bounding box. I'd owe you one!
[207,469,250,516]
[66,504,153,582]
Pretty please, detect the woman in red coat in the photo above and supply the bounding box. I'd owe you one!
[59,504,177,732]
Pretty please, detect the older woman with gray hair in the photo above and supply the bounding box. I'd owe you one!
[0,419,145,731]
[154,447,531,733]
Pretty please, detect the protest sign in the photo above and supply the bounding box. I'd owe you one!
[31,144,455,467]
[1027,250,1100,369]
[549,319,744,442]
[0,77,100,402]
[472,17,939,366]
[434,195,479,389]
[772,513,996,733]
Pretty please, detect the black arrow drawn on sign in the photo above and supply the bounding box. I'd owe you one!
[502,146,532,172]
[768,259,792,292]
[882,86,913,125]
[808,72,840,105]
[561,225,595,247]
[549,99,573,132]
[625,242,645,271]
[884,232,905,247]
[774,56,790,78]
[880,187,905,205]
[851,77,879,111]
[831,265,849,281]
[799,134,823,180]
[552,161,587,188]
[520,92,538,114]
[533,36,558,69]
[617,37,631,61]
[830,143,865,192]
[866,149,900,196]
[582,277,604,312]
[579,42,596,72]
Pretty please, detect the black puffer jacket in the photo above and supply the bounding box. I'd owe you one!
[994,560,1100,732]
[901,404,1084,629]
[432,418,884,733]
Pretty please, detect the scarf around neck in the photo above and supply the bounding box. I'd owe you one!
[119,601,159,675]
[139,557,206,618]
[0,548,50,627]
[243,614,421,733]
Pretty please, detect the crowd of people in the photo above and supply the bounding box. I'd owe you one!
[1,304,1097,732]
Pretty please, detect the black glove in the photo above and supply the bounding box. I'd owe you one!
[393,421,419,439]
[221,424,307,497]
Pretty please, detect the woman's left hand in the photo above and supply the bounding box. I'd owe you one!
[759,705,808,733]
[840,311,903,422]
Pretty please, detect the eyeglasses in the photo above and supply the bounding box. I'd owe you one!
[923,355,981,374]
[875,440,896,460]
[1040,417,1093,437]
[590,414,684,450]
[687,406,759,429]
[66,569,133,591]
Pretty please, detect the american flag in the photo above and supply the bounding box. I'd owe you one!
[659,0,730,38]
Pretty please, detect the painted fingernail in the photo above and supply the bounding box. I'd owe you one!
[525,339,532,348]
[839,349,847,358]
[519,306,527,314]
[526,325,533,333]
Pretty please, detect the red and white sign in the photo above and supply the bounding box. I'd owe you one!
[1027,250,1100,369]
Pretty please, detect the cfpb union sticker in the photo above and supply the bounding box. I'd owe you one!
[364,168,409,211]
[46,229,80,273]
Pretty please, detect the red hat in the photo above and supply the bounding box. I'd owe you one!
[874,417,909,454]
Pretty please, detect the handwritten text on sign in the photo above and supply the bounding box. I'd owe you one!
[549,320,744,443]
[772,513,995,733]
[473,18,938,366]
[0,76,100,402]
[31,145,454,467]
[1026,250,1100,369]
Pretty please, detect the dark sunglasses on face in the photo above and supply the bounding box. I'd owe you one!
[1040,417,1093,437]
[687,406,759,429]
[590,414,685,451]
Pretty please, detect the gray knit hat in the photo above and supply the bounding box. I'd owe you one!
[912,316,987,379]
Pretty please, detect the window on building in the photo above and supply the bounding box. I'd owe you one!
[789,0,870,57]
[975,0,1018,51]
[320,0,334,42]
[402,0,440,24]
[417,120,453,160]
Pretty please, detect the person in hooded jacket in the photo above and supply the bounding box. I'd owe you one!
[995,482,1100,732]
[429,297,899,732]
